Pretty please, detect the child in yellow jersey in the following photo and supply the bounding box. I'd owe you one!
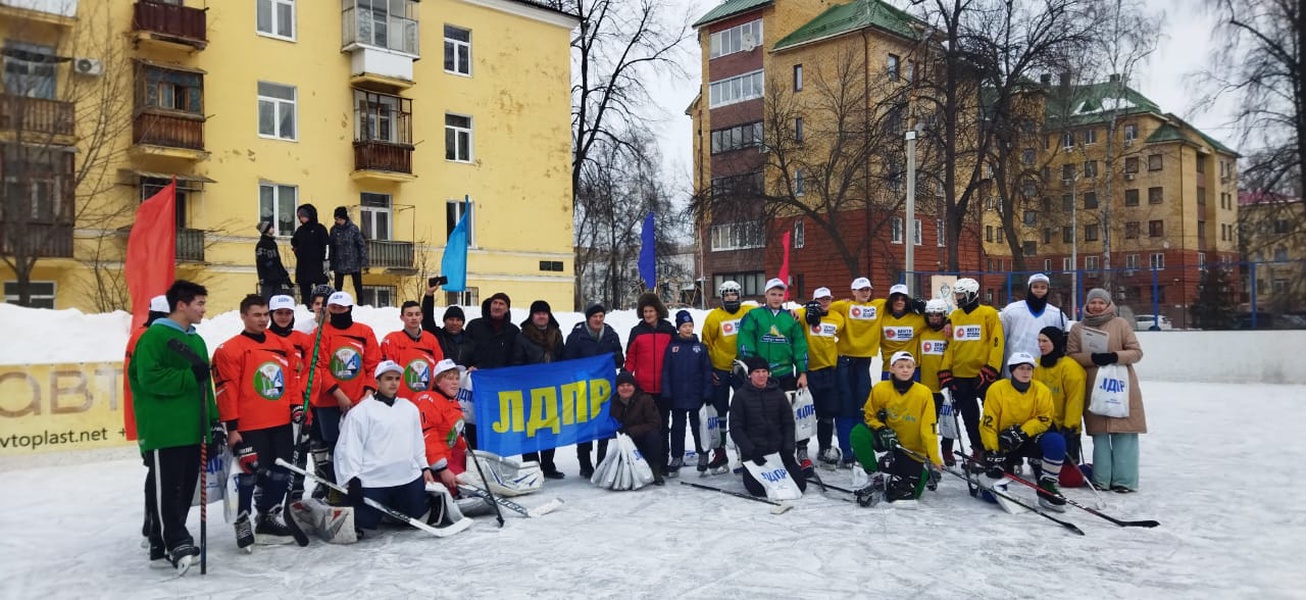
[1034,327,1086,465]
[980,352,1067,512]
[848,352,942,505]
[879,284,926,379]
[918,299,952,463]
[798,287,845,467]
[829,277,886,467]
[937,278,1004,468]
[700,280,748,472]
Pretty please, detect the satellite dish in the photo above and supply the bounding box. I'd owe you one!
[742,33,757,51]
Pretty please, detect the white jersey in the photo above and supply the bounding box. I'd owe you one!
[334,393,427,488]
[999,300,1069,375]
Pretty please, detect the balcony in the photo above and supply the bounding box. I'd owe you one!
[176,228,205,262]
[132,110,207,160]
[353,141,414,179]
[351,89,414,182]
[342,0,420,88]
[368,239,415,272]
[132,1,208,50]
[0,0,78,26]
[0,223,74,259]
[0,94,75,142]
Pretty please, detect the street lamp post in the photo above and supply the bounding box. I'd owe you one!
[905,128,917,295]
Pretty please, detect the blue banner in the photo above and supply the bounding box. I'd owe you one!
[638,212,656,289]
[440,199,470,292]
[470,355,617,456]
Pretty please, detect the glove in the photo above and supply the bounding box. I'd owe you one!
[804,301,823,326]
[978,365,999,387]
[290,403,306,425]
[346,477,364,507]
[984,451,1008,479]
[207,423,226,455]
[751,455,767,467]
[872,426,899,451]
[910,297,927,314]
[937,370,955,392]
[1091,352,1118,366]
[998,425,1029,452]
[234,443,259,474]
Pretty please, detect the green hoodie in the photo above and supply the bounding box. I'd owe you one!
[129,318,219,452]
[737,306,809,378]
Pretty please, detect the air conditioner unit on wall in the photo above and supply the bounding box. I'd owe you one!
[1124,173,1136,181]
[74,58,103,76]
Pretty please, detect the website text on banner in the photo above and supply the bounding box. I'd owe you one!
[471,354,618,457]
[0,363,134,456]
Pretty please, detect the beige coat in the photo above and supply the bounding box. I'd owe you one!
[1066,316,1147,435]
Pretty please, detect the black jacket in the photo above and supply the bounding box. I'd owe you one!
[419,295,477,366]
[562,322,624,369]
[255,235,291,285]
[290,204,329,283]
[729,378,795,461]
[465,298,520,369]
[513,323,564,366]
[329,219,369,274]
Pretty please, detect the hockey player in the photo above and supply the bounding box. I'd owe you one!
[610,370,666,486]
[999,273,1069,376]
[1034,327,1086,465]
[937,278,1005,468]
[381,301,445,397]
[412,359,469,492]
[830,277,887,468]
[700,280,747,472]
[797,287,845,468]
[212,294,300,549]
[296,284,333,335]
[980,352,1067,511]
[267,294,317,501]
[661,310,712,476]
[334,361,437,531]
[129,280,220,571]
[563,303,624,478]
[730,357,807,498]
[312,291,381,501]
[878,284,926,379]
[849,352,942,505]
[917,300,953,464]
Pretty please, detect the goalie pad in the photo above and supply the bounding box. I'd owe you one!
[424,483,470,527]
[455,451,543,497]
[289,498,358,544]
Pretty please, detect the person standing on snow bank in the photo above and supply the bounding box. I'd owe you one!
[999,273,1069,377]
[328,206,368,302]
[563,302,624,478]
[609,370,665,486]
[129,280,220,571]
[849,351,942,505]
[290,204,329,306]
[255,221,293,299]
[1066,288,1146,493]
[661,310,712,476]
[981,352,1067,512]
[731,357,807,498]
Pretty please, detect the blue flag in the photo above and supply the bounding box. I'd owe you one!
[470,355,618,456]
[638,212,656,290]
[441,201,470,292]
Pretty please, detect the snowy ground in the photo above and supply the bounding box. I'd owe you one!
[2,380,1304,599]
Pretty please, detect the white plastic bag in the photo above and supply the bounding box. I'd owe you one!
[791,388,817,442]
[699,403,721,451]
[1088,364,1130,418]
[618,433,655,488]
[937,389,960,440]
[742,452,803,501]
[457,371,475,425]
[191,446,229,507]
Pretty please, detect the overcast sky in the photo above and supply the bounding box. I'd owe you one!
[642,0,1238,192]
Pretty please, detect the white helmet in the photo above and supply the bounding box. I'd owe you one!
[924,299,949,315]
[953,278,980,305]
[718,280,742,297]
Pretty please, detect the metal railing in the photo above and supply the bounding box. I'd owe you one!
[176,228,205,262]
[132,0,207,45]
[341,4,419,56]
[0,222,73,258]
[367,239,413,269]
[353,140,413,173]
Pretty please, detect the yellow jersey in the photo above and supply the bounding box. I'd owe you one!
[830,298,887,358]
[916,327,949,392]
[797,307,844,371]
[879,310,925,365]
[1034,356,1087,432]
[940,306,1004,377]
[864,380,942,465]
[701,306,747,371]
[980,379,1053,452]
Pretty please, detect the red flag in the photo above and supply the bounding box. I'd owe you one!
[123,180,176,439]
[778,229,792,301]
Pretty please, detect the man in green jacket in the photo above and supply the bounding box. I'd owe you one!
[737,278,810,467]
[129,280,222,572]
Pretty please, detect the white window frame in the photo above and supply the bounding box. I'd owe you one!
[1083,128,1098,145]
[1062,132,1074,150]
[709,20,763,59]
[257,82,297,141]
[1043,258,1052,271]
[887,53,900,80]
[1124,123,1137,144]
[1197,252,1206,269]
[936,218,946,246]
[445,113,473,163]
[360,285,395,308]
[793,219,805,249]
[1126,253,1139,269]
[710,221,765,251]
[446,199,476,248]
[360,192,392,241]
[914,218,922,246]
[3,281,56,308]
[891,216,904,244]
[1150,252,1165,270]
[256,0,297,41]
[793,64,803,91]
[258,182,298,237]
[1062,257,1073,271]
[1084,255,1100,270]
[794,169,805,196]
[708,70,764,108]
[444,25,472,76]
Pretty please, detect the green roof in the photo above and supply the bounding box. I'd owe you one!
[773,0,921,50]
[1145,123,1187,144]
[693,0,772,28]
[1193,128,1237,156]
[1043,81,1162,127]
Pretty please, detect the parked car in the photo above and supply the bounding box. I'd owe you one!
[1134,314,1173,331]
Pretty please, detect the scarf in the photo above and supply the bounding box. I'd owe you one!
[1082,299,1119,328]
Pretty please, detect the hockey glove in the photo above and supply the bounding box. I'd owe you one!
[804,301,823,326]
[751,455,767,467]
[937,370,955,392]
[998,425,1029,453]
[978,365,999,387]
[872,426,899,452]
[984,451,1008,479]
[346,477,364,507]
[234,443,259,474]
[290,403,306,425]
[207,423,227,455]
[910,297,927,314]
[1090,352,1119,366]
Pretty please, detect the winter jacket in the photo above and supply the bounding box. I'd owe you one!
[1067,316,1146,435]
[610,391,661,440]
[737,306,809,378]
[419,295,477,366]
[290,204,329,284]
[128,319,219,452]
[562,322,624,369]
[329,218,369,274]
[729,378,795,461]
[513,321,564,366]
[623,320,676,394]
[465,299,520,369]
[255,235,291,287]
[660,334,713,410]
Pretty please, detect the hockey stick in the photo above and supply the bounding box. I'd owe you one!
[167,339,210,575]
[946,390,979,498]
[275,459,472,538]
[464,446,505,527]
[931,457,1085,535]
[679,481,793,514]
[283,309,327,547]
[995,467,1159,528]
[456,485,563,518]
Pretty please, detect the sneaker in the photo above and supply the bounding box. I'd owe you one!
[168,543,199,573]
[697,453,709,473]
[707,448,728,470]
[855,474,885,507]
[233,513,255,552]
[1037,478,1067,512]
[254,510,295,545]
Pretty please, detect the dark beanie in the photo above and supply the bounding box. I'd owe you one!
[744,356,770,373]
[530,300,552,315]
[488,292,511,308]
[443,305,465,322]
[1039,326,1066,367]
[616,370,637,388]
[585,303,605,319]
[675,310,694,326]
[334,206,349,220]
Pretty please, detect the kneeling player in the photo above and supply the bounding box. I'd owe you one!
[413,359,469,490]
[981,352,1067,511]
[850,352,942,505]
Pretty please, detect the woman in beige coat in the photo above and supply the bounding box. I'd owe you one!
[1066,288,1146,493]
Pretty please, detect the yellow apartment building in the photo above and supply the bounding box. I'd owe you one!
[1239,190,1305,315]
[0,0,578,312]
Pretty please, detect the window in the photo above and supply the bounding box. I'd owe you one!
[445,114,472,162]
[1148,187,1163,204]
[1062,194,1073,211]
[1148,154,1163,171]
[445,199,475,246]
[1150,253,1165,269]
[713,272,766,296]
[710,221,765,251]
[1125,189,1140,206]
[711,171,763,198]
[1044,258,1052,271]
[709,20,763,59]
[1196,155,1207,173]
[2,41,56,99]
[1022,181,1036,197]
[3,144,72,224]
[710,121,763,154]
[1062,226,1073,244]
[3,281,55,308]
[1083,161,1098,179]
[257,0,296,39]
[914,218,923,246]
[1274,219,1290,234]
[1125,221,1140,239]
[1024,211,1037,225]
[538,260,564,272]
[350,0,418,54]
[709,70,764,108]
[891,217,904,244]
[793,64,803,91]
[1022,149,1035,165]
[359,192,392,240]
[1061,164,1075,182]
[1197,252,1206,269]
[1197,187,1206,205]
[887,54,900,80]
[907,61,916,82]
[985,225,993,242]
[139,65,203,115]
[1085,224,1099,241]
[1148,220,1164,237]
[142,177,189,228]
[1085,255,1100,270]
[1220,160,1231,179]
[1022,241,1037,255]
[257,82,297,140]
[1083,191,1098,209]
[443,25,471,75]
[1083,129,1098,145]
[1124,157,1140,173]
[1197,220,1206,240]
[793,219,805,249]
[1125,254,1139,269]
[794,117,804,143]
[1274,246,1289,262]
[359,285,395,308]
[936,218,946,246]
[1272,278,1289,294]
[446,287,479,307]
[1062,132,1074,149]
[1043,228,1053,244]
[1062,257,1073,271]
[996,227,1005,243]
[354,89,412,144]
[794,169,805,196]
[259,183,298,237]
[1124,123,1137,144]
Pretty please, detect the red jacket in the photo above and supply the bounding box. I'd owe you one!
[624,320,676,394]
[314,322,380,407]
[213,331,297,432]
[381,329,444,396]
[412,390,467,473]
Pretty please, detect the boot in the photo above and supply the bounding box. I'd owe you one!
[818,447,841,469]
[708,448,728,469]
[255,509,295,544]
[651,470,666,486]
[578,454,594,479]
[667,457,683,478]
[855,473,884,507]
[168,543,199,573]
[1037,477,1067,512]
[885,475,918,503]
[233,512,255,552]
[697,452,709,473]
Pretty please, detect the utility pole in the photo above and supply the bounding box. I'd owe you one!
[905,128,918,294]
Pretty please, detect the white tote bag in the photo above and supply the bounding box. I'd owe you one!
[742,452,803,501]
[1088,364,1131,419]
[699,403,721,451]
[618,433,655,489]
[791,388,817,442]
[457,371,475,425]
[937,389,960,440]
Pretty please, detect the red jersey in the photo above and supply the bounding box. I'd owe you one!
[272,327,317,407]
[123,326,148,440]
[381,329,444,396]
[412,390,467,473]
[213,331,297,432]
[314,322,381,407]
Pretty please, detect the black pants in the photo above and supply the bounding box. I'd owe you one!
[577,437,609,469]
[260,281,292,300]
[942,377,984,454]
[741,452,809,497]
[236,424,295,514]
[629,428,666,476]
[653,393,671,462]
[523,449,558,473]
[144,445,201,552]
[298,278,325,306]
[334,272,363,302]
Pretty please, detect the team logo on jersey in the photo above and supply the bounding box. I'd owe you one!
[954,325,983,341]
[330,346,363,380]
[921,340,947,355]
[883,326,915,340]
[760,325,788,343]
[849,305,878,320]
[721,319,741,336]
[253,361,286,400]
[810,322,838,337]
[405,359,431,391]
